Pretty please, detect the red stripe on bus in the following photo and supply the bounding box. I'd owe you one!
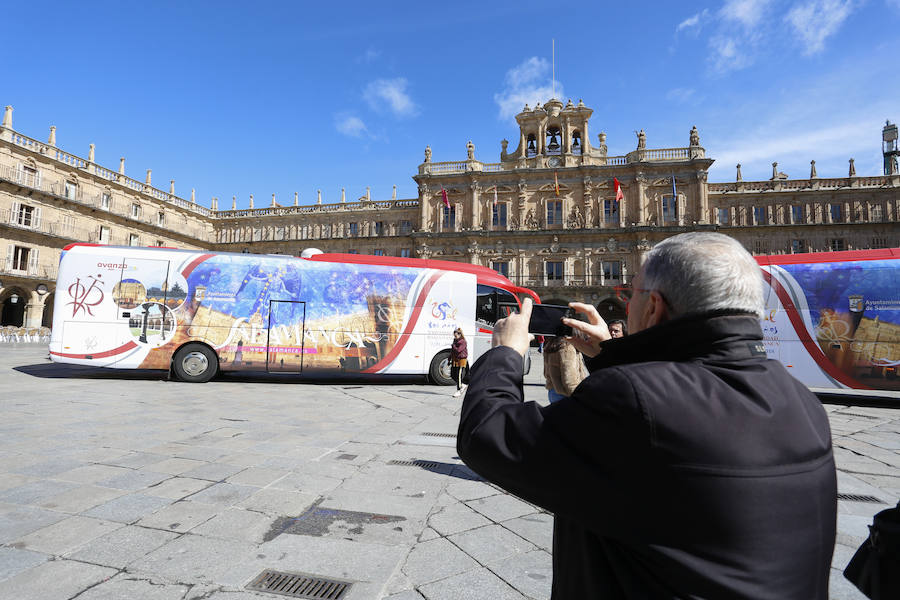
[181,254,215,277]
[478,327,492,334]
[50,340,139,360]
[763,270,870,390]
[362,272,444,374]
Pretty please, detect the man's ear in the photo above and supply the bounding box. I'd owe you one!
[644,291,669,328]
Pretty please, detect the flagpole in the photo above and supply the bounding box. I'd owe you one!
[552,39,556,99]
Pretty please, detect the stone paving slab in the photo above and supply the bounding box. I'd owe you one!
[1,346,899,599]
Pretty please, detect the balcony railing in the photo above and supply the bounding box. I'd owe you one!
[2,258,57,280]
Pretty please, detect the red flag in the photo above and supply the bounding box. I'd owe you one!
[614,177,624,202]
[554,172,560,196]
[441,186,450,209]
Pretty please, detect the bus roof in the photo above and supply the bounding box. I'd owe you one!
[755,247,900,266]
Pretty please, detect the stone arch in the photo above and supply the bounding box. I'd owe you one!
[41,291,55,328]
[595,296,626,324]
[0,286,29,327]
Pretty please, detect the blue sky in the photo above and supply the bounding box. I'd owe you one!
[4,1,899,209]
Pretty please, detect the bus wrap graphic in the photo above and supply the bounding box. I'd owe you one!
[135,254,423,373]
[774,259,900,389]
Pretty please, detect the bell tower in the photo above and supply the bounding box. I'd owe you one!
[502,98,594,168]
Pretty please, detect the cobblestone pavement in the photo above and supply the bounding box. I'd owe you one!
[0,344,897,599]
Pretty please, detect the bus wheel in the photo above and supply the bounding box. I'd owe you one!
[429,350,454,386]
[173,343,218,383]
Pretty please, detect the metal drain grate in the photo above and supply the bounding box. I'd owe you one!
[247,569,352,599]
[422,432,457,438]
[388,459,442,469]
[838,493,883,503]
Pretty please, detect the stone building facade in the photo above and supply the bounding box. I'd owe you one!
[1,101,898,328]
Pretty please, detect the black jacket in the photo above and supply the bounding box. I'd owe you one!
[457,313,836,599]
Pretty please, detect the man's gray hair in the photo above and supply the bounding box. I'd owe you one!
[641,232,764,319]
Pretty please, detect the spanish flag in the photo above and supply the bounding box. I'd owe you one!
[614,177,624,202]
[554,172,560,196]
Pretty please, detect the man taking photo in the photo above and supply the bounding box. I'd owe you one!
[457,232,836,599]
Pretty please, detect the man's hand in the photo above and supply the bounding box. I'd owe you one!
[564,302,611,358]
[492,297,533,357]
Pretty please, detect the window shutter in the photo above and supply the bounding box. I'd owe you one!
[10,202,20,225]
[34,170,42,188]
[33,207,42,229]
[15,163,23,184]
[29,248,39,276]
[5,245,13,270]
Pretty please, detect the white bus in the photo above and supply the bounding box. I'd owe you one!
[50,244,539,383]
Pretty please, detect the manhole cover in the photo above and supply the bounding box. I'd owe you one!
[837,493,883,503]
[247,569,352,599]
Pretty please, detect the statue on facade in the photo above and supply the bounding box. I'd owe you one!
[500,139,509,161]
[736,163,742,182]
[424,145,432,163]
[689,126,700,147]
[567,205,585,229]
[466,140,475,160]
[524,208,538,230]
[636,129,646,150]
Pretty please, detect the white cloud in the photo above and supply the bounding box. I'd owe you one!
[494,57,564,120]
[719,0,774,27]
[787,0,856,55]
[334,114,368,137]
[676,9,710,33]
[363,78,418,118]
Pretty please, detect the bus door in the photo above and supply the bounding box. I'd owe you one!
[266,300,306,372]
[113,256,180,366]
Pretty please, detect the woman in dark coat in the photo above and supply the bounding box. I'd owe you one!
[450,327,468,397]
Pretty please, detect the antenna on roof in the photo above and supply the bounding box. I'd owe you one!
[552,39,556,99]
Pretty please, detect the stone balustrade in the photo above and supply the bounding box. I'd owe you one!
[215,198,420,219]
[709,173,899,194]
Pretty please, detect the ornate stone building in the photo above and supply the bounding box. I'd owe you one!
[1,101,898,328]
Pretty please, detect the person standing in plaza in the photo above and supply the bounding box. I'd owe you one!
[450,327,468,397]
[542,336,588,403]
[457,232,836,599]
[608,319,627,338]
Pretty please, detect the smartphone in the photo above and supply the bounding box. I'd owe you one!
[528,304,575,336]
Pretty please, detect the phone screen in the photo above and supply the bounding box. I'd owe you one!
[528,304,574,336]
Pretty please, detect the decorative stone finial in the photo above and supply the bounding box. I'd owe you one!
[597,132,608,156]
[736,163,742,181]
[191,188,196,202]
[849,158,856,177]
[424,145,432,163]
[577,98,585,107]
[169,180,175,194]
[523,103,530,112]
[249,194,254,209]
[88,144,95,162]
[771,162,778,179]
[272,193,277,207]
[211,197,218,211]
[48,126,57,146]
[810,160,817,179]
[466,140,475,160]
[366,186,371,201]
[1,106,12,129]
[317,189,322,204]
[118,157,125,175]
[689,126,699,147]
[232,195,236,210]
[565,98,574,108]
[341,188,345,203]
[294,192,299,206]
[145,169,152,185]
[392,185,397,200]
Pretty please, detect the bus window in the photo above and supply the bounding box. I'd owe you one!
[497,288,518,318]
[475,284,496,325]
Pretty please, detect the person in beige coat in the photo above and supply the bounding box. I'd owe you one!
[542,336,588,403]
